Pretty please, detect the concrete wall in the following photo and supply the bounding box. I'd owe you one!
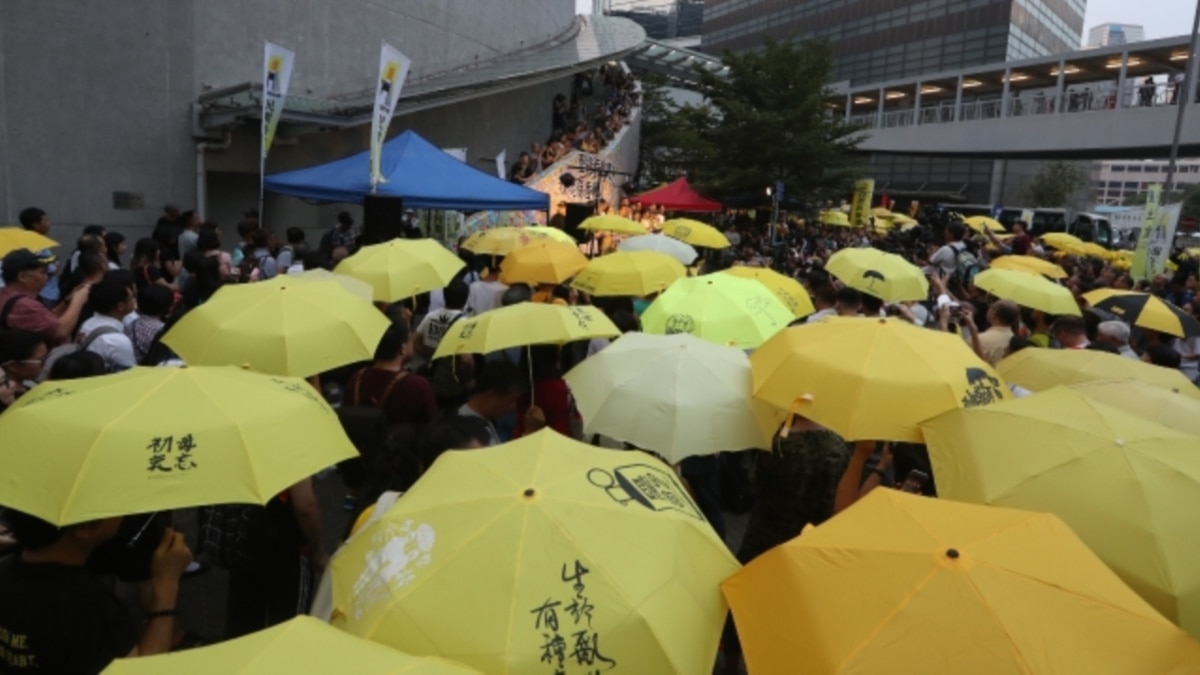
[0,0,575,246]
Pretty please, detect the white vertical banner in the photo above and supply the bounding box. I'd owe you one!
[261,43,295,159]
[370,42,412,191]
[495,150,507,180]
[1145,203,1182,279]
[443,148,468,162]
[261,42,295,223]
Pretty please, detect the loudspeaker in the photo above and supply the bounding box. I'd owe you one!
[361,195,405,245]
[563,203,593,244]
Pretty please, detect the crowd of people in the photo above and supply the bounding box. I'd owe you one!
[1,189,1199,673]
[509,65,639,184]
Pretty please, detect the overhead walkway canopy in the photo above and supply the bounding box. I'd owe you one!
[626,38,727,89]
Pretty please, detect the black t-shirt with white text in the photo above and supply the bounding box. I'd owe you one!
[0,556,136,674]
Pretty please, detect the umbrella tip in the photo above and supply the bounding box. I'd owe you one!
[523,488,536,499]
[945,548,960,560]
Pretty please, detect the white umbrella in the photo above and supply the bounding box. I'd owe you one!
[617,233,699,265]
[564,332,785,462]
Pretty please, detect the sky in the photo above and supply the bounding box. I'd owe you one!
[1084,0,1195,43]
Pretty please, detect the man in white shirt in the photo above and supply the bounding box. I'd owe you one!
[77,276,138,371]
[465,260,508,316]
[1097,320,1139,360]
[927,222,968,277]
[415,281,468,361]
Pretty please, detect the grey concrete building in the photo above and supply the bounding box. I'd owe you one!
[0,0,644,244]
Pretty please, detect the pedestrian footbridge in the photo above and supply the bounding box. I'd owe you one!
[844,35,1200,160]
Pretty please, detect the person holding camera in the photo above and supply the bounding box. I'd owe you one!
[0,509,192,673]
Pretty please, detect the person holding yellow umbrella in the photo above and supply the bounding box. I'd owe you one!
[641,275,792,349]
[460,226,552,256]
[921,386,1200,637]
[723,489,1200,674]
[989,254,1068,279]
[335,238,465,303]
[997,346,1200,397]
[571,250,685,298]
[971,268,1081,317]
[824,247,929,303]
[499,240,587,286]
[330,429,739,675]
[721,265,815,318]
[661,218,732,249]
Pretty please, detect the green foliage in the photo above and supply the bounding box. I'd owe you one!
[1023,161,1090,208]
[639,38,865,204]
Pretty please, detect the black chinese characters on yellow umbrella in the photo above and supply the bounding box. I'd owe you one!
[329,429,739,674]
[0,366,357,525]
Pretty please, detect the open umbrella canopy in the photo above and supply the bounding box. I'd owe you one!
[162,275,390,377]
[920,386,1200,636]
[751,317,1009,442]
[461,227,552,256]
[290,268,375,302]
[720,266,815,318]
[432,303,619,359]
[722,489,1200,675]
[499,241,588,285]
[963,215,1005,233]
[570,251,685,297]
[997,347,1200,399]
[661,219,731,249]
[824,247,929,303]
[330,429,739,675]
[564,333,785,461]
[335,239,465,303]
[972,268,1081,316]
[1041,232,1084,251]
[989,255,1068,279]
[819,211,850,227]
[579,214,646,235]
[1083,289,1200,338]
[617,234,698,265]
[641,275,792,349]
[1070,379,1200,436]
[103,616,481,674]
[0,366,356,525]
[0,228,58,256]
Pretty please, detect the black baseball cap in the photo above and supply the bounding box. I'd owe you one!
[3,248,56,271]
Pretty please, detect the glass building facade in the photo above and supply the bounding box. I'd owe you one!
[700,0,1085,204]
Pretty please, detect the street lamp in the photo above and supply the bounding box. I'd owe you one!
[1164,0,1200,203]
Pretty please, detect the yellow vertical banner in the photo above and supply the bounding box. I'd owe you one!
[1131,184,1163,281]
[261,43,295,159]
[849,179,875,227]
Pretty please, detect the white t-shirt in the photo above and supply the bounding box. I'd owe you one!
[929,242,965,276]
[416,308,463,350]
[466,280,508,316]
[1175,336,1200,381]
[78,315,137,370]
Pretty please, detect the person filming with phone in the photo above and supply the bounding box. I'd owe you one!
[0,509,192,673]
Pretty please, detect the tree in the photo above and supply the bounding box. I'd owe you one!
[643,38,865,204]
[1023,161,1090,208]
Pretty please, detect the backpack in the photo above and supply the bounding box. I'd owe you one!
[950,243,980,284]
[236,252,269,283]
[41,325,125,375]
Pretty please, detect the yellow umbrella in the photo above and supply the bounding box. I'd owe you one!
[1071,379,1200,436]
[997,347,1200,399]
[461,227,551,256]
[721,265,815,318]
[1186,247,1200,259]
[499,241,587,285]
[972,268,1081,316]
[0,366,356,525]
[523,225,578,245]
[722,489,1200,675]
[1079,241,1112,260]
[869,207,896,218]
[819,211,850,227]
[432,302,619,359]
[290,268,375,302]
[661,218,731,249]
[641,274,792,349]
[1041,232,1084,251]
[330,429,739,675]
[963,215,1005,233]
[335,239,465,302]
[579,214,646,235]
[751,317,1010,442]
[570,251,685,297]
[0,228,58,256]
[888,213,918,227]
[1082,289,1200,338]
[920,386,1200,636]
[989,255,1068,279]
[563,332,785,461]
[824,247,929,302]
[102,616,481,674]
[162,275,391,377]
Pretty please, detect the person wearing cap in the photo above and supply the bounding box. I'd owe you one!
[0,249,91,344]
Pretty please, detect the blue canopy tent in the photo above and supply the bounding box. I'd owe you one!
[264,130,549,211]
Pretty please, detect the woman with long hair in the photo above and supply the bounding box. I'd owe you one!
[130,238,177,292]
[103,232,126,269]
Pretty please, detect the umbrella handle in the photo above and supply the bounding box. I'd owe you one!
[527,344,536,407]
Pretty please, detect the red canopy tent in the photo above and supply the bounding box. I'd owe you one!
[628,177,722,212]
